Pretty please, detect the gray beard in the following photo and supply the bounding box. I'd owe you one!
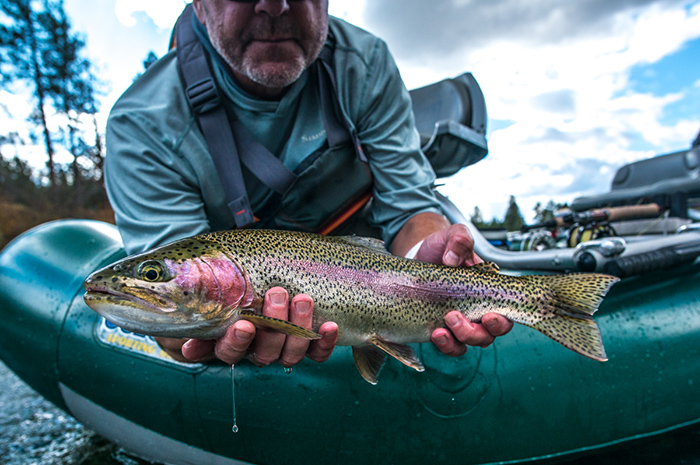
[234,53,307,89]
[210,29,327,90]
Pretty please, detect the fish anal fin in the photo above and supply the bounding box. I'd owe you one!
[471,261,501,274]
[369,336,425,372]
[238,309,321,340]
[352,345,387,385]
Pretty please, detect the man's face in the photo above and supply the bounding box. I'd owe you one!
[193,0,329,98]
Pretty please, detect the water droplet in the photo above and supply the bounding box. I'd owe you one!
[231,364,238,434]
[284,366,292,375]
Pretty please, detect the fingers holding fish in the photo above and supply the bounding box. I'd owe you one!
[306,322,339,363]
[181,338,217,362]
[212,320,256,365]
[248,288,290,366]
[481,313,515,338]
[431,311,513,356]
[278,294,314,367]
[158,337,209,363]
[415,223,482,267]
[430,327,468,357]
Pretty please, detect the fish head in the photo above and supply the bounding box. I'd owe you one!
[83,238,253,339]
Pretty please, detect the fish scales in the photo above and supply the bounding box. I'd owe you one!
[204,230,541,344]
[84,229,620,384]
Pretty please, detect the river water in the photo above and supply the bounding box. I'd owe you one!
[0,361,150,465]
[1,359,699,465]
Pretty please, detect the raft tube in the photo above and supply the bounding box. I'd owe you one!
[1,219,699,465]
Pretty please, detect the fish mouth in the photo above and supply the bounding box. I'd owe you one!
[83,284,178,314]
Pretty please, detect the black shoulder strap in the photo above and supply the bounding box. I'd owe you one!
[175,4,255,228]
[316,37,367,162]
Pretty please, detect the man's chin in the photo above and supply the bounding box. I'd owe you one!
[244,62,306,89]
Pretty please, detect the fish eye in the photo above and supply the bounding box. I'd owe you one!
[138,261,166,282]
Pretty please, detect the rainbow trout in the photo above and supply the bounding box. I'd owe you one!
[83,229,619,384]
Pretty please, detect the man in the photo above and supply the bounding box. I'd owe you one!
[105,0,512,368]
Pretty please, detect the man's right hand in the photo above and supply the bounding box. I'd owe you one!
[176,287,338,366]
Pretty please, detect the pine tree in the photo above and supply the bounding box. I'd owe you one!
[0,0,57,185]
[0,0,103,192]
[470,205,485,228]
[39,0,102,205]
[503,195,525,231]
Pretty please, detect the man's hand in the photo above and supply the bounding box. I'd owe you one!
[397,217,514,356]
[414,222,482,267]
[179,287,338,366]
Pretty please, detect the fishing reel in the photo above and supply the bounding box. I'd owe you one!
[520,230,557,252]
[567,221,617,248]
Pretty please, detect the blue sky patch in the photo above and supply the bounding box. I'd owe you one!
[627,37,700,128]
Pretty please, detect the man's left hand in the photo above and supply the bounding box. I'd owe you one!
[414,223,514,356]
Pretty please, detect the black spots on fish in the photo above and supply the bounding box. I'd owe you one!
[111,277,118,283]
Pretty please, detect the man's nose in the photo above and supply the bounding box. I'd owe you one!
[255,0,290,17]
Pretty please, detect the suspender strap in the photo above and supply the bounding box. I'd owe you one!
[175,4,255,227]
[231,119,296,194]
[316,43,367,162]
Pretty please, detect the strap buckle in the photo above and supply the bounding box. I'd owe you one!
[228,196,255,228]
[186,78,220,114]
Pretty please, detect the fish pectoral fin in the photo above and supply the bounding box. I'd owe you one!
[369,336,425,373]
[238,309,321,340]
[352,345,387,385]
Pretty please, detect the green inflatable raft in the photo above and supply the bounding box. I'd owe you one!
[1,214,699,465]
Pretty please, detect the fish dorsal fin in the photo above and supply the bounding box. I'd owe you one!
[337,235,390,255]
[369,336,425,373]
[238,309,321,340]
[471,261,500,274]
[352,345,387,385]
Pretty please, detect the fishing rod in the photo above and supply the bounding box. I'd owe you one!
[521,203,665,232]
[436,192,700,277]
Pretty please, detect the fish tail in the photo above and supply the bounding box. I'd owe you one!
[523,273,619,361]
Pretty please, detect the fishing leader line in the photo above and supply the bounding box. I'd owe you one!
[231,364,238,433]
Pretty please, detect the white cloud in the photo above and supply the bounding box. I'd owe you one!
[329,0,366,25]
[114,0,188,29]
[354,0,700,221]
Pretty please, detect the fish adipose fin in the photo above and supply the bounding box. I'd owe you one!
[525,273,619,362]
[352,345,387,385]
[369,336,425,373]
[337,236,390,255]
[238,310,321,340]
[471,261,501,274]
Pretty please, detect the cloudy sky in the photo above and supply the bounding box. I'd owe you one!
[4,0,700,222]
